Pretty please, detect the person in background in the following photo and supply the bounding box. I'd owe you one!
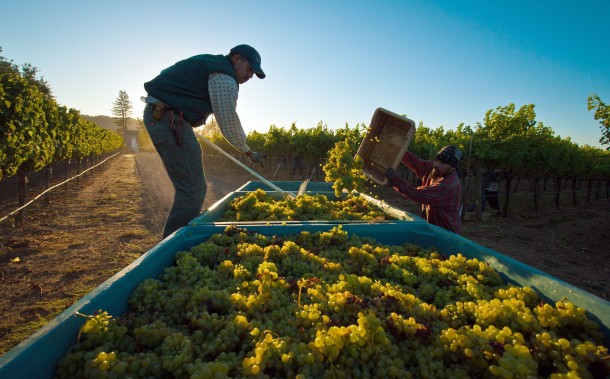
[142,44,267,238]
[483,169,503,213]
[385,145,463,234]
[291,152,305,179]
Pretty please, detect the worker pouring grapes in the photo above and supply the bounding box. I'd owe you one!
[384,145,463,234]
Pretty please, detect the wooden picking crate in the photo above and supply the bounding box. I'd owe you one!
[356,108,416,185]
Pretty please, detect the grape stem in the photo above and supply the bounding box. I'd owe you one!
[258,329,281,344]
[297,284,303,307]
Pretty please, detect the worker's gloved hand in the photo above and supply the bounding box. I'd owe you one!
[385,167,399,183]
[246,151,267,167]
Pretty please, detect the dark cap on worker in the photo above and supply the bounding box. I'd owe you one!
[436,145,463,168]
[230,44,265,79]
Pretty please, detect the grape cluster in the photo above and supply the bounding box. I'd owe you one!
[322,138,368,197]
[56,226,609,378]
[219,189,393,222]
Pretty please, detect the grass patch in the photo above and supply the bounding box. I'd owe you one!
[117,177,138,185]
[122,243,147,257]
[118,228,150,240]
[0,298,81,355]
[62,266,85,275]
[97,210,137,221]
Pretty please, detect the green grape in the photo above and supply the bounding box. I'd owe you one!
[219,189,393,222]
[56,226,610,379]
[322,138,368,196]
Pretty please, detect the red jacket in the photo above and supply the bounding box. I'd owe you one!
[389,151,462,234]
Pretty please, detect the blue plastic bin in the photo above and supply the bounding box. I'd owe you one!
[234,181,336,193]
[1,221,608,379]
[189,181,423,225]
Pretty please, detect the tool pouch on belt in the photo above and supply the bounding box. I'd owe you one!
[152,101,183,146]
[169,112,184,147]
[171,119,183,146]
[152,102,167,120]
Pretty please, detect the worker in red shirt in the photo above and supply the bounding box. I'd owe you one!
[385,145,463,234]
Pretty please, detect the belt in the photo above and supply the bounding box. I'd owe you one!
[141,96,173,113]
[142,96,183,147]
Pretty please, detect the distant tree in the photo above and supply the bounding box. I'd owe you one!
[201,115,220,137]
[588,94,610,150]
[112,90,132,148]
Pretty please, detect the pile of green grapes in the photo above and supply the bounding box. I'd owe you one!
[56,226,609,379]
[322,138,368,197]
[219,189,394,222]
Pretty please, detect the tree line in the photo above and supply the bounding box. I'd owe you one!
[202,102,609,216]
[1,48,123,183]
[2,45,607,218]
[1,48,123,224]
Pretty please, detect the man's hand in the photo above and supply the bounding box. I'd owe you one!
[385,167,399,182]
[246,151,267,167]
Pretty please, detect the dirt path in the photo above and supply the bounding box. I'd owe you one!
[0,154,160,354]
[0,152,608,356]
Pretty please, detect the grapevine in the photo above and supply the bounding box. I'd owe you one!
[56,226,609,378]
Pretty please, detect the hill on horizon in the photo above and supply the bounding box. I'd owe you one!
[83,115,141,132]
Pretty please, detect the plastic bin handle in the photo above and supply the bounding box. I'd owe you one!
[195,133,296,198]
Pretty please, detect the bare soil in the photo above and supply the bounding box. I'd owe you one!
[0,152,609,356]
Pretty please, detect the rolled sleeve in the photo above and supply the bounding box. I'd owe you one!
[208,73,250,153]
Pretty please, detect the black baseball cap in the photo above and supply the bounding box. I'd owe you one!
[230,44,266,79]
[436,145,463,168]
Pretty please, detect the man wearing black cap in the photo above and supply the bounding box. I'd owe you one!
[142,44,267,238]
[385,146,463,234]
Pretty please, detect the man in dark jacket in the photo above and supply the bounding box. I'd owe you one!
[385,146,463,234]
[482,169,503,212]
[142,44,267,238]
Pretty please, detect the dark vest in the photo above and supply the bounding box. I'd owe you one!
[144,54,238,126]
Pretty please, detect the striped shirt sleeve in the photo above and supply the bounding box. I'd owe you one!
[208,73,251,153]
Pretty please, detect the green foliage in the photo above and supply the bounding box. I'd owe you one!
[0,71,50,179]
[205,121,365,171]
[245,130,266,152]
[475,103,538,173]
[410,123,471,171]
[588,94,610,149]
[200,102,608,193]
[205,97,610,225]
[0,63,122,181]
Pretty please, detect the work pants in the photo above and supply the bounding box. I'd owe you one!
[143,104,206,238]
[484,189,500,211]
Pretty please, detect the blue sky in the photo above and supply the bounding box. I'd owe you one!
[2,0,609,148]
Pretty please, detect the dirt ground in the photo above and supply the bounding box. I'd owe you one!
[0,152,609,357]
